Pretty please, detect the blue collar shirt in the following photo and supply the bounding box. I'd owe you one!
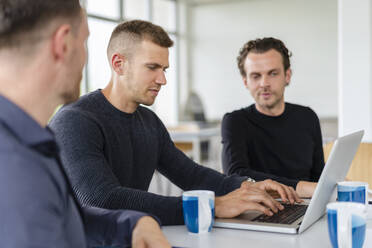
[0,95,148,248]
[0,95,86,247]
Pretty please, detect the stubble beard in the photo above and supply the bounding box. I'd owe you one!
[257,92,284,110]
[61,74,82,104]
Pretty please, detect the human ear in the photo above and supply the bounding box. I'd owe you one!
[51,24,72,61]
[111,53,126,75]
[243,77,249,88]
[285,68,292,86]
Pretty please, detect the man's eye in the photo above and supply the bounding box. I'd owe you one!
[270,71,278,76]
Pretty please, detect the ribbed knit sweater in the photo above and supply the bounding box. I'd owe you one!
[49,90,245,225]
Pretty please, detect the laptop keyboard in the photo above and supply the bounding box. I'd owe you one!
[252,203,308,224]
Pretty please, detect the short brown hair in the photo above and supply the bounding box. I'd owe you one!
[237,37,292,78]
[0,0,81,49]
[107,20,173,61]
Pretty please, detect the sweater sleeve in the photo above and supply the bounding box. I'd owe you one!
[308,108,325,181]
[49,109,189,225]
[83,206,157,247]
[221,113,299,189]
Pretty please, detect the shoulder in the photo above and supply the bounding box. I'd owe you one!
[222,106,252,124]
[221,107,253,134]
[49,93,104,133]
[137,105,157,117]
[0,133,62,196]
[52,90,103,120]
[137,106,164,125]
[136,106,170,141]
[50,107,100,137]
[286,103,319,120]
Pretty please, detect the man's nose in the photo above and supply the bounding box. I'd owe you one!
[155,71,167,85]
[259,75,270,87]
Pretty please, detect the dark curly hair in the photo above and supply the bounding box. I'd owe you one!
[237,37,292,77]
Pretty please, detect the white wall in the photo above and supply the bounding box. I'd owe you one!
[338,0,372,141]
[189,0,338,120]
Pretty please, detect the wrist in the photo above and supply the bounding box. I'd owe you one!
[296,181,316,198]
[241,177,255,188]
[246,177,256,183]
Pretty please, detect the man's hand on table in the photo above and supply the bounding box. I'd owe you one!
[132,216,171,248]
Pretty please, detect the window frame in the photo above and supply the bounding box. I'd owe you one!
[82,0,180,122]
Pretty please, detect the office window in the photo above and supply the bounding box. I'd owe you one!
[124,0,149,20]
[87,19,116,91]
[153,0,176,32]
[86,0,120,19]
[85,0,180,124]
[155,35,178,124]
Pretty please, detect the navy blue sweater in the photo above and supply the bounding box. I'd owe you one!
[49,90,245,225]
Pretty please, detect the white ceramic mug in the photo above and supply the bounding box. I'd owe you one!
[182,190,215,234]
[327,202,366,248]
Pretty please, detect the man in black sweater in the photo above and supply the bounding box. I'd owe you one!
[222,38,324,198]
[50,21,301,226]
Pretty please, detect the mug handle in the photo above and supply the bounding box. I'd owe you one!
[337,208,352,248]
[364,184,369,205]
[199,195,212,232]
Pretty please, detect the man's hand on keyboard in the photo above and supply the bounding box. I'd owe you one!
[215,184,284,219]
[243,179,303,204]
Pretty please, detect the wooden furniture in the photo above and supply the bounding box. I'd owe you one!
[167,124,220,163]
[324,142,372,185]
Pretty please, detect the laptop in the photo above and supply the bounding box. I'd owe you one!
[214,130,364,234]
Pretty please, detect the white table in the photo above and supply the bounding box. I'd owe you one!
[163,215,372,248]
[168,126,220,163]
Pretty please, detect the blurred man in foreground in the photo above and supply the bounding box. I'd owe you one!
[0,0,170,247]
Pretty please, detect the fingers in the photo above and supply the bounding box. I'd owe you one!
[147,237,172,248]
[255,180,302,204]
[132,216,171,248]
[132,239,146,248]
[270,181,292,203]
[277,183,301,204]
[243,202,274,216]
[242,187,283,213]
[278,183,294,203]
[289,186,303,203]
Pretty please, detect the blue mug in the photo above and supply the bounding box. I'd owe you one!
[327,202,366,248]
[182,190,215,234]
[337,181,369,205]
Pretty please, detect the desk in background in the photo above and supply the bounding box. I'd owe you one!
[167,124,220,164]
[149,124,221,197]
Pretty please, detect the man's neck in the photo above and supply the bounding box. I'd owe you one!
[102,80,138,114]
[255,101,285,117]
[0,60,59,127]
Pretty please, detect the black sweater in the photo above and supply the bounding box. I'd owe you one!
[49,90,245,225]
[221,103,324,189]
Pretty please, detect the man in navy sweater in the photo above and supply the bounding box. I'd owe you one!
[0,1,170,247]
[50,20,302,226]
[222,38,324,198]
